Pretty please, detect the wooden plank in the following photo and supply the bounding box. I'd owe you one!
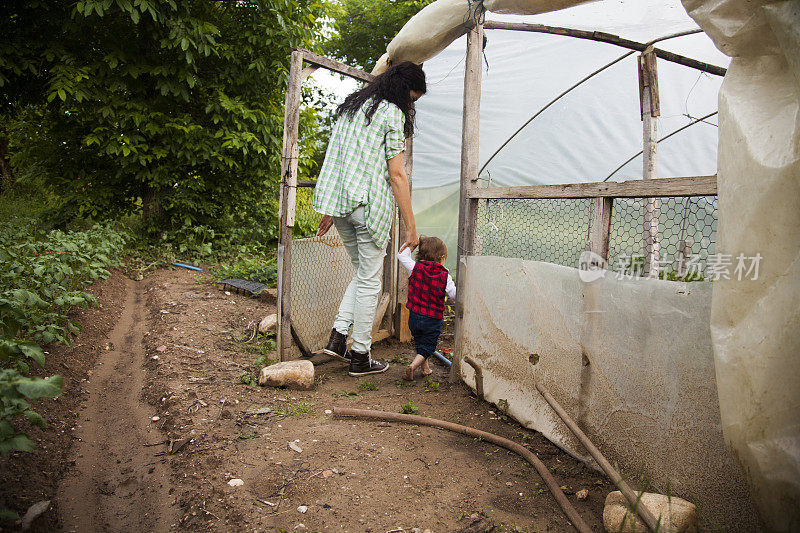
[372,292,391,338]
[297,180,317,188]
[393,136,413,340]
[277,50,304,362]
[372,329,391,344]
[294,48,375,83]
[398,306,412,343]
[467,175,717,199]
[452,23,484,384]
[590,197,613,262]
[482,20,727,77]
[640,49,660,278]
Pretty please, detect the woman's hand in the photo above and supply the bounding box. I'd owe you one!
[399,232,419,253]
[317,215,333,236]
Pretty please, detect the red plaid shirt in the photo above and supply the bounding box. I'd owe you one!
[407,260,448,319]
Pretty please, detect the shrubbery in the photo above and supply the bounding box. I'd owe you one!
[0,220,126,454]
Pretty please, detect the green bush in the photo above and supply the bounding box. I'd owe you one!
[0,220,126,454]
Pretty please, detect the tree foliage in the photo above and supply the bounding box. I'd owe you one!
[324,0,435,71]
[1,0,325,249]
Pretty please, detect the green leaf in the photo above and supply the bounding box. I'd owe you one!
[18,342,45,366]
[16,375,63,400]
[0,433,35,455]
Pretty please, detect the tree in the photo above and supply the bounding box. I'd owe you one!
[325,0,434,71]
[1,0,325,249]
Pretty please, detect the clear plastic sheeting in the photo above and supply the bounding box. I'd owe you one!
[459,256,762,531]
[681,1,800,528]
[371,0,591,74]
[484,0,595,15]
[288,228,355,355]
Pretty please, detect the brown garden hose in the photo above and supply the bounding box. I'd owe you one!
[333,407,592,533]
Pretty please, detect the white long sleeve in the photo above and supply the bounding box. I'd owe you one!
[445,274,457,301]
[397,247,416,275]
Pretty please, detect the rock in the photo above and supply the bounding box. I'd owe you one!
[288,441,303,453]
[297,505,308,513]
[603,491,698,533]
[227,478,244,487]
[258,360,314,390]
[21,500,50,531]
[156,345,167,352]
[294,524,307,531]
[258,314,278,334]
[576,489,589,500]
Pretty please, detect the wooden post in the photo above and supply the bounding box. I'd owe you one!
[277,50,304,361]
[393,136,414,342]
[589,197,613,263]
[639,49,660,278]
[452,22,484,384]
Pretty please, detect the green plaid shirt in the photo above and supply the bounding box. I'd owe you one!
[313,99,406,248]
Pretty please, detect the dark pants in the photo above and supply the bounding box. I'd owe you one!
[408,310,443,359]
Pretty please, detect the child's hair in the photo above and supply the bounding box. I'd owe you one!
[416,236,447,263]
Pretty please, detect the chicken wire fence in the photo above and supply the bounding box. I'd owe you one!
[287,211,395,353]
[288,223,354,353]
[475,195,718,280]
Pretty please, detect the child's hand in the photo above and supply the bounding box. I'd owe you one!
[399,233,419,253]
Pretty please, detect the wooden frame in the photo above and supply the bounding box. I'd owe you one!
[466,175,717,199]
[482,20,726,76]
[452,23,484,383]
[278,49,402,362]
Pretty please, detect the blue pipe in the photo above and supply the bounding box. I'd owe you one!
[172,262,202,271]
[432,350,452,367]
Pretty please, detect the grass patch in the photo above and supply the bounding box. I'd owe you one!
[359,379,378,391]
[395,379,415,389]
[275,400,314,417]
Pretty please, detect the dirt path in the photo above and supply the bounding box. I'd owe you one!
[58,278,176,531]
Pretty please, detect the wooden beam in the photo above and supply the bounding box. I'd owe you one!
[277,50,304,362]
[467,175,717,199]
[590,197,613,262]
[372,292,391,339]
[452,23,484,384]
[640,49,660,278]
[293,48,375,83]
[297,180,316,188]
[393,136,413,341]
[482,20,727,76]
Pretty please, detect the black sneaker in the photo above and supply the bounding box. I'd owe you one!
[348,350,389,376]
[323,328,349,361]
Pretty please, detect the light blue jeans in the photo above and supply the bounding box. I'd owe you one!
[332,206,387,353]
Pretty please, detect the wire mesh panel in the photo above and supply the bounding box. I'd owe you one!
[475,198,593,267]
[289,226,355,352]
[472,194,717,281]
[608,196,717,280]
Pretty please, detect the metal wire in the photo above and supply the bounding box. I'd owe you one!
[475,195,717,281]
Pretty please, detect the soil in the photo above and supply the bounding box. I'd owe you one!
[1,267,614,532]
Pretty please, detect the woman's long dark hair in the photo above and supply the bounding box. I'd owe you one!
[336,62,426,137]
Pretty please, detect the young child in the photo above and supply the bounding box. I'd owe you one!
[398,236,456,381]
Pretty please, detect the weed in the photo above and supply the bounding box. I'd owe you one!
[359,379,378,391]
[239,371,257,386]
[401,401,419,415]
[424,378,439,392]
[389,354,410,365]
[394,379,415,389]
[275,400,314,417]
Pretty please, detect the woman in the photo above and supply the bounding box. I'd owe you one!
[313,61,426,376]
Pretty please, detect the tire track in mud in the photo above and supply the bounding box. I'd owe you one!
[58,278,175,531]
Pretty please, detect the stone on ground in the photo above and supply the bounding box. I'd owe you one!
[258,313,277,334]
[258,360,314,390]
[603,491,697,533]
